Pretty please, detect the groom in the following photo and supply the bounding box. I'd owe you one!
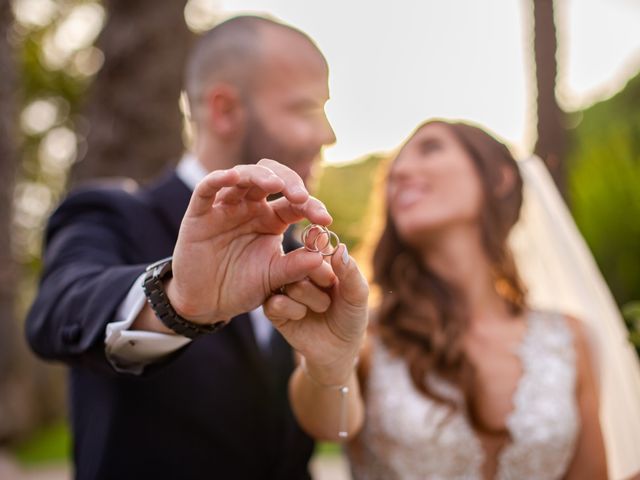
[26,15,365,479]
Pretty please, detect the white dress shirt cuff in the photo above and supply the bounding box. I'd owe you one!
[105,274,191,375]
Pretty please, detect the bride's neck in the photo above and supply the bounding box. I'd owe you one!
[419,226,508,323]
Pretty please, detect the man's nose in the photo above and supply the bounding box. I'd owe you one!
[319,114,336,147]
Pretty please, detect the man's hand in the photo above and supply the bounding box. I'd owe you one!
[166,159,332,326]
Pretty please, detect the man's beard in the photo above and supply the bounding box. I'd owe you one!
[240,112,288,166]
[239,105,319,185]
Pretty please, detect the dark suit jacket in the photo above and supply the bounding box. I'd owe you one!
[26,170,314,480]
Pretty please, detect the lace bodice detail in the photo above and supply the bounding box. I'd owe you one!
[348,310,579,480]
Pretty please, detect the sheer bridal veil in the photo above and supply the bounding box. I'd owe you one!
[509,156,640,479]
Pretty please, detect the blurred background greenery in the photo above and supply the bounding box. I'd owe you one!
[0,0,639,475]
[565,72,640,354]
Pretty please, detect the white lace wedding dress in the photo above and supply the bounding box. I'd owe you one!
[347,310,580,480]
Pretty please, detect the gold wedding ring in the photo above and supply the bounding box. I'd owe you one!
[301,224,340,257]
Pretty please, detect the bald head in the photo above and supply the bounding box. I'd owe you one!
[184,15,335,178]
[185,15,326,114]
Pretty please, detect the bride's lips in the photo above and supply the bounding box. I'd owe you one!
[393,185,430,209]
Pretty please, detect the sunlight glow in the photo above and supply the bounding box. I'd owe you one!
[39,127,78,172]
[21,98,60,135]
[215,0,639,163]
[185,0,223,33]
[11,0,58,29]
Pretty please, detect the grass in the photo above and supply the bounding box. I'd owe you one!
[315,442,343,456]
[12,420,70,465]
[11,421,341,465]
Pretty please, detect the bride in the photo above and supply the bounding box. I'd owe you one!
[345,119,608,479]
[266,118,640,479]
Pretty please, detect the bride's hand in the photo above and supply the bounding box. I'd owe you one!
[263,244,369,385]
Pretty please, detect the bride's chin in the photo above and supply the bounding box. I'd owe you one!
[396,225,436,249]
[398,214,461,246]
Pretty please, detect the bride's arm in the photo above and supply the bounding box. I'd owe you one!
[564,316,608,480]
[263,244,369,442]
[287,331,374,442]
[288,355,364,442]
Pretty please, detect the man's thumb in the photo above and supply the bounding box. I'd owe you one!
[269,248,324,291]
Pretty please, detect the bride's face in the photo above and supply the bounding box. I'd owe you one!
[388,123,484,246]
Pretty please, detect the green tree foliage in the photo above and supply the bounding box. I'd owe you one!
[567,71,640,311]
[1,0,101,444]
[623,302,640,356]
[314,154,384,251]
[7,0,190,449]
[14,0,104,311]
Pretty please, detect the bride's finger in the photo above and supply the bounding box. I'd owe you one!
[264,294,308,327]
[283,279,331,314]
[330,244,369,308]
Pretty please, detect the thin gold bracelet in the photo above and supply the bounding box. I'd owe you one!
[299,356,357,439]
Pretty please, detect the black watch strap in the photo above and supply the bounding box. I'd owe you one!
[142,257,225,339]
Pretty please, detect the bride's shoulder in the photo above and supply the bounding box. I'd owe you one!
[539,310,595,350]
[563,313,600,381]
[529,308,592,338]
[532,309,599,386]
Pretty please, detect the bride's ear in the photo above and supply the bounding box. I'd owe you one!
[494,164,517,198]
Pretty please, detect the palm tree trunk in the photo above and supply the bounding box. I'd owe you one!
[532,0,568,196]
[71,0,194,185]
[0,0,24,442]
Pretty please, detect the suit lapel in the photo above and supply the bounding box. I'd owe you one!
[146,171,192,241]
[229,313,277,389]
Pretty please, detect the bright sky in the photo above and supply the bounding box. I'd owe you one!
[216,0,640,163]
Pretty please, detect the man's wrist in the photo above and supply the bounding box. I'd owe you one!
[163,278,229,326]
[142,257,226,338]
[164,278,205,324]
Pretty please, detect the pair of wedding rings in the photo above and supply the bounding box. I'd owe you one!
[301,224,340,257]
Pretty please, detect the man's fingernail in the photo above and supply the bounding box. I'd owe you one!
[341,245,350,265]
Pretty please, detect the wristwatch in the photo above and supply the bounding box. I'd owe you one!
[142,256,226,339]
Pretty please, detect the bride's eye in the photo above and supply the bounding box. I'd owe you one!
[420,138,442,156]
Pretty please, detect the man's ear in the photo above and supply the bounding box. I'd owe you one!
[495,164,517,198]
[203,84,244,138]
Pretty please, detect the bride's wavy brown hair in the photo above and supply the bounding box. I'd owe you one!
[373,120,527,425]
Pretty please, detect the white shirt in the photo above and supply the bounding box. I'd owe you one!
[104,154,274,374]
